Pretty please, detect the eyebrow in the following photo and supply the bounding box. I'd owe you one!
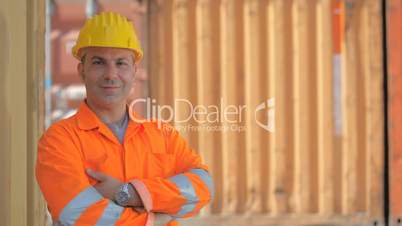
[90,55,134,63]
[91,56,105,61]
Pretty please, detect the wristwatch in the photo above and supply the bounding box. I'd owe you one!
[115,183,131,206]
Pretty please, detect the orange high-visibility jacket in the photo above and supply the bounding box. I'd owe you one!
[36,102,214,226]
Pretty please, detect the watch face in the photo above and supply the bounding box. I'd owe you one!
[116,184,131,206]
[116,191,130,206]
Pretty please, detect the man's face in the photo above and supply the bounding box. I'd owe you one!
[78,47,137,107]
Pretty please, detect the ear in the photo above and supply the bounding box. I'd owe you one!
[77,62,85,81]
[133,63,138,79]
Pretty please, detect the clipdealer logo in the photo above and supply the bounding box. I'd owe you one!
[254,98,275,132]
[128,98,275,133]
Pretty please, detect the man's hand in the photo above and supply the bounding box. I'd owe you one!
[86,169,123,200]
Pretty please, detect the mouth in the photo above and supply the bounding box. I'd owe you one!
[100,86,121,94]
[100,86,120,89]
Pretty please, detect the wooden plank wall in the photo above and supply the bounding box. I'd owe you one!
[388,0,402,225]
[0,0,48,225]
[148,0,384,225]
[27,0,50,225]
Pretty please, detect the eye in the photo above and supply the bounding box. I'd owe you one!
[116,60,128,66]
[92,59,104,65]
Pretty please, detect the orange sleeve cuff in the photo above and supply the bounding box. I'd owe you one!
[131,179,153,212]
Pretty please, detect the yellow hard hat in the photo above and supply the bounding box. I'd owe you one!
[72,12,143,62]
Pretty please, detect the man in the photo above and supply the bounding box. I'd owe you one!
[36,12,214,226]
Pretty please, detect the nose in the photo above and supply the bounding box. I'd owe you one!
[103,63,118,80]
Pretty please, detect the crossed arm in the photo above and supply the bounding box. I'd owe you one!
[86,169,173,226]
[86,169,142,207]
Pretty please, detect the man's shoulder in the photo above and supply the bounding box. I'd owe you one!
[42,115,78,137]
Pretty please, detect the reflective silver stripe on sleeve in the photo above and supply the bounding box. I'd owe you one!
[169,174,198,216]
[189,169,215,197]
[94,201,124,226]
[59,186,103,225]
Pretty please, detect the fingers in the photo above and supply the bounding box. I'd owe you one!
[133,207,146,213]
[86,168,106,181]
